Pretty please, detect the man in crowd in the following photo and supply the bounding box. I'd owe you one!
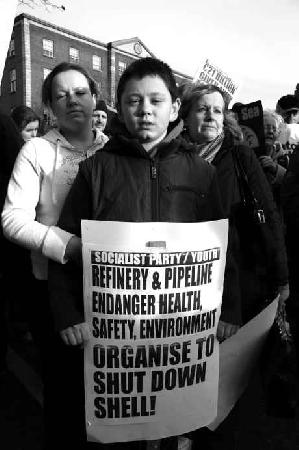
[92,99,109,141]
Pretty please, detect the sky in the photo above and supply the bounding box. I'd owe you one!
[15,0,299,109]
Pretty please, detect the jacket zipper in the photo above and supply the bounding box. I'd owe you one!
[150,160,159,221]
[166,185,205,197]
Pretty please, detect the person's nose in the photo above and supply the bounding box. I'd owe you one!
[205,107,214,121]
[139,98,152,116]
[67,90,78,105]
[32,130,37,137]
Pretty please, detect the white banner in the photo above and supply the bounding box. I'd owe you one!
[193,58,240,103]
[208,296,278,430]
[82,220,228,443]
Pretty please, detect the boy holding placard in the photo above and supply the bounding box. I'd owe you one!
[48,57,240,449]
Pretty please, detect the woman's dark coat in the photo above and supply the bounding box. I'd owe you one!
[212,133,288,321]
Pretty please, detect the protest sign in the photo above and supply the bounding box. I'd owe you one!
[208,296,278,430]
[82,220,228,443]
[232,100,265,155]
[193,58,239,103]
[278,123,299,155]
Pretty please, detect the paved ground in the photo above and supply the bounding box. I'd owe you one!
[0,324,298,450]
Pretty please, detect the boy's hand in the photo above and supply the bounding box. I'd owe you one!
[65,236,82,266]
[217,320,240,343]
[60,322,90,346]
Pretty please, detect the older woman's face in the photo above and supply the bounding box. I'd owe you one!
[263,115,279,145]
[185,92,225,143]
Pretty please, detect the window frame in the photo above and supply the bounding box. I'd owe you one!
[8,37,15,57]
[69,47,79,63]
[92,54,102,71]
[42,38,54,58]
[10,68,16,93]
[118,60,127,75]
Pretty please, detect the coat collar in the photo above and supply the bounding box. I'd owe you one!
[103,118,194,159]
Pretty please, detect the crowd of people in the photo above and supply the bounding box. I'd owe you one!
[0,56,298,449]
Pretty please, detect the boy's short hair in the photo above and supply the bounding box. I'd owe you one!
[117,57,179,108]
[42,62,98,107]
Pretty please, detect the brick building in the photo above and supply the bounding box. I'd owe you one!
[0,13,192,118]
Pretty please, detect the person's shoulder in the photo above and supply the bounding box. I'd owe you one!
[233,142,257,164]
[15,137,57,174]
[93,129,109,148]
[21,136,54,157]
[81,142,115,173]
[175,139,217,179]
[24,135,53,148]
[235,142,255,155]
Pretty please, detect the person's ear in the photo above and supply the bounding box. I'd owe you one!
[169,97,181,123]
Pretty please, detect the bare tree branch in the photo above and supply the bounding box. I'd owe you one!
[18,0,65,11]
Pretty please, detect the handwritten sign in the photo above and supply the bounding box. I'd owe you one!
[193,59,239,102]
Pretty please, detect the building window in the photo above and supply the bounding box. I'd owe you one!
[43,68,51,80]
[43,39,54,58]
[118,61,127,75]
[10,69,16,93]
[8,38,15,57]
[92,55,102,71]
[69,47,79,63]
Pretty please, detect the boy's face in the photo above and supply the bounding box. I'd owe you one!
[119,75,180,148]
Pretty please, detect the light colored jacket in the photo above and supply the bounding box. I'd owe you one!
[2,127,107,280]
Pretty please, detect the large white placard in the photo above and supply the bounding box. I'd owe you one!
[82,220,228,443]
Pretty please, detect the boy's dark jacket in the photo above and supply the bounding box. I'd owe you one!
[48,120,241,331]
